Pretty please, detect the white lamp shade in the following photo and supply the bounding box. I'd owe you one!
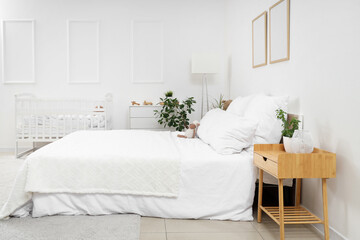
[191,53,220,74]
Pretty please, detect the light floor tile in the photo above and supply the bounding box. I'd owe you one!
[167,232,263,240]
[260,230,322,240]
[165,219,256,233]
[140,233,167,240]
[140,217,166,233]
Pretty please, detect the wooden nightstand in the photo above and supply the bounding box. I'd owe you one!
[254,144,336,240]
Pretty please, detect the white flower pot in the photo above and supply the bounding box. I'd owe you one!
[283,136,293,153]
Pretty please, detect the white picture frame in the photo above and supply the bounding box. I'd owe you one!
[252,12,267,68]
[67,20,100,84]
[131,20,163,83]
[269,0,290,64]
[1,19,35,84]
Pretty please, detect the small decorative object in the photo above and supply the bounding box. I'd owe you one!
[223,100,232,111]
[143,100,153,105]
[131,101,140,106]
[291,130,314,153]
[154,91,196,131]
[276,109,301,153]
[177,121,200,138]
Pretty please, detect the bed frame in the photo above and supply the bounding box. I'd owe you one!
[15,93,113,158]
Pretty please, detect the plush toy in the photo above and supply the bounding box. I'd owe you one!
[143,100,153,105]
[177,121,200,138]
[131,101,140,106]
[223,100,232,111]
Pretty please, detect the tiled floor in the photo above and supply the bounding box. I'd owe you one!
[140,214,323,240]
[0,152,324,240]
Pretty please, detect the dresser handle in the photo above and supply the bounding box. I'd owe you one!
[263,157,268,162]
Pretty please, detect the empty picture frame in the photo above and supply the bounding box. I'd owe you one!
[269,0,290,64]
[1,19,35,84]
[131,20,163,83]
[252,12,267,68]
[67,20,99,83]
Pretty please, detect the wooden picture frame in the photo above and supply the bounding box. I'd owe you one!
[269,0,290,64]
[252,11,267,68]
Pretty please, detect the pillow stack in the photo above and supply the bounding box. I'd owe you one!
[228,94,288,144]
[197,94,288,154]
[197,109,258,155]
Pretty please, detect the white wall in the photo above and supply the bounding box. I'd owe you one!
[226,0,360,239]
[0,0,228,149]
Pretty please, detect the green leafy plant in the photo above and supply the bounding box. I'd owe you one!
[154,92,196,131]
[211,94,225,109]
[165,91,173,97]
[276,109,301,138]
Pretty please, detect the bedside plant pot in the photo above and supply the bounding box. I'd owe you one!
[283,136,293,153]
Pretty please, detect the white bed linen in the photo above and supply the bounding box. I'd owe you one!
[30,133,257,221]
[0,130,181,219]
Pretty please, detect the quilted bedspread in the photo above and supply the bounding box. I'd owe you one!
[0,130,181,219]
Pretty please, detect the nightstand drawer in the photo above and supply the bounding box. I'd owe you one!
[254,153,278,178]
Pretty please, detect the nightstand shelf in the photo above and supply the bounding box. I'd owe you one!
[260,206,322,225]
[254,144,336,240]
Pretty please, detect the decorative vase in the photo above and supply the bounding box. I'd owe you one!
[291,130,314,153]
[283,136,293,153]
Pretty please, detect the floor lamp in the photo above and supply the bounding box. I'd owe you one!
[191,53,219,118]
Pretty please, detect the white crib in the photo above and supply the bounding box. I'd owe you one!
[15,93,112,158]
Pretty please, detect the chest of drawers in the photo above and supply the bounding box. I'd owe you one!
[129,105,164,130]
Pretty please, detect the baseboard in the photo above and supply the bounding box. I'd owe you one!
[310,222,348,240]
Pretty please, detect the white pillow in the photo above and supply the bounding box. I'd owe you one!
[243,95,289,144]
[226,94,259,116]
[197,109,258,155]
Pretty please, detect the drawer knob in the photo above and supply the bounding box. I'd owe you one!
[263,157,268,162]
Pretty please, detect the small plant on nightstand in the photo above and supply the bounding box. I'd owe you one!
[276,108,301,152]
[154,91,196,131]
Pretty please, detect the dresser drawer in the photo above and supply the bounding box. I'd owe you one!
[129,106,161,118]
[130,117,163,129]
[254,153,278,178]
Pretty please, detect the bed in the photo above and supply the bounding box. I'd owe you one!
[15,93,113,158]
[1,130,256,221]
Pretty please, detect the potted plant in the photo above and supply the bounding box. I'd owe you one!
[154,91,196,131]
[276,109,301,153]
[211,94,225,109]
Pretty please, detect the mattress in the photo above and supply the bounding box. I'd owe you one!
[28,132,257,220]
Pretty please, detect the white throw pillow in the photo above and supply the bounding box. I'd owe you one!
[226,94,260,116]
[243,95,289,144]
[197,109,258,155]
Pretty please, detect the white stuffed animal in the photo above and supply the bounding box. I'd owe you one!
[177,120,200,138]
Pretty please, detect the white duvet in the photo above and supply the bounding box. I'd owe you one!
[1,131,257,221]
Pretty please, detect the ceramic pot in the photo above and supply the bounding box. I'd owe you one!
[283,136,293,153]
